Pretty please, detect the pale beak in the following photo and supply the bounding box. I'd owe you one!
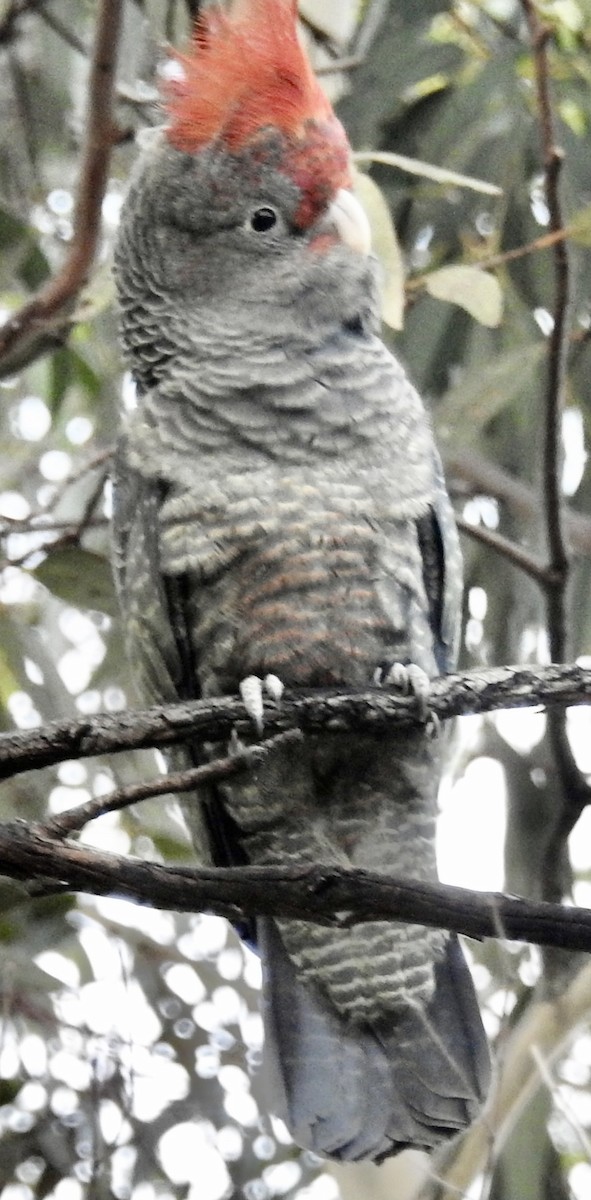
[325,188,372,256]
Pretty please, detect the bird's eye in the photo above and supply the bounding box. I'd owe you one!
[249,206,279,233]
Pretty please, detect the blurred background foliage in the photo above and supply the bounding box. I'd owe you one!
[0,1,590,1198]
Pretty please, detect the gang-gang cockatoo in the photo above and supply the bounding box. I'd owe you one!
[112,0,490,1163]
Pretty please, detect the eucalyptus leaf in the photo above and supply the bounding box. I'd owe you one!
[0,208,50,289]
[354,150,503,196]
[0,639,23,710]
[48,347,73,414]
[33,548,117,615]
[354,170,406,330]
[424,265,504,327]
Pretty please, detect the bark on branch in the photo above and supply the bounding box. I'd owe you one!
[0,664,589,955]
[2,821,591,954]
[0,662,588,780]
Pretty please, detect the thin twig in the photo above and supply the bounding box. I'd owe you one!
[520,2,589,901]
[0,448,112,532]
[37,5,88,56]
[0,517,107,536]
[476,224,570,271]
[521,0,571,657]
[351,0,389,58]
[0,663,589,781]
[7,36,40,182]
[406,226,572,292]
[530,1045,591,1160]
[39,731,303,839]
[446,447,591,558]
[6,467,108,569]
[316,55,363,76]
[457,517,554,585]
[0,449,112,570]
[0,0,124,377]
[298,14,335,51]
[407,210,583,297]
[38,448,113,518]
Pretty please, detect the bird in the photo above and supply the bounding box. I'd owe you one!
[111,0,490,1162]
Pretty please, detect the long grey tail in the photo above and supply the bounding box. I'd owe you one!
[258,918,490,1163]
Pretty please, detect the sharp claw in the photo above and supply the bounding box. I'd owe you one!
[374,661,433,724]
[239,674,285,736]
[240,675,265,735]
[404,664,431,720]
[393,662,415,692]
[264,674,284,703]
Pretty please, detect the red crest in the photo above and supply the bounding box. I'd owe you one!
[165,0,351,226]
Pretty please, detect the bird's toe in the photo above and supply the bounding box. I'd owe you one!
[373,661,435,727]
[239,673,285,735]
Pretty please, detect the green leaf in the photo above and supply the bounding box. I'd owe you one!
[48,348,74,413]
[0,638,23,709]
[45,346,102,411]
[354,150,503,196]
[150,834,195,862]
[33,548,117,615]
[424,265,504,327]
[0,207,50,289]
[70,349,102,400]
[0,1080,21,1105]
[353,170,405,330]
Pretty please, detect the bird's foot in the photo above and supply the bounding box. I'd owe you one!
[373,661,440,738]
[239,674,284,736]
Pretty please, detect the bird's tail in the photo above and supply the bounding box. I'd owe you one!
[258,917,490,1163]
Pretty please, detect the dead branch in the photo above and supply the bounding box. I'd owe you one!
[0,663,589,781]
[1,820,591,953]
[40,731,304,839]
[456,517,553,584]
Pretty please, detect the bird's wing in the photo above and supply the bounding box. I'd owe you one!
[111,441,223,867]
[416,451,463,675]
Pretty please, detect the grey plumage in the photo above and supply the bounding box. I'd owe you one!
[111,33,490,1160]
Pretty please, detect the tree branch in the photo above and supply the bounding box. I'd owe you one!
[0,663,589,780]
[521,0,571,655]
[2,822,591,953]
[0,0,124,377]
[446,447,591,559]
[0,448,112,568]
[456,517,553,585]
[520,2,590,903]
[40,731,304,839]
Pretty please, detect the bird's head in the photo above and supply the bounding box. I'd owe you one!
[114,0,375,382]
